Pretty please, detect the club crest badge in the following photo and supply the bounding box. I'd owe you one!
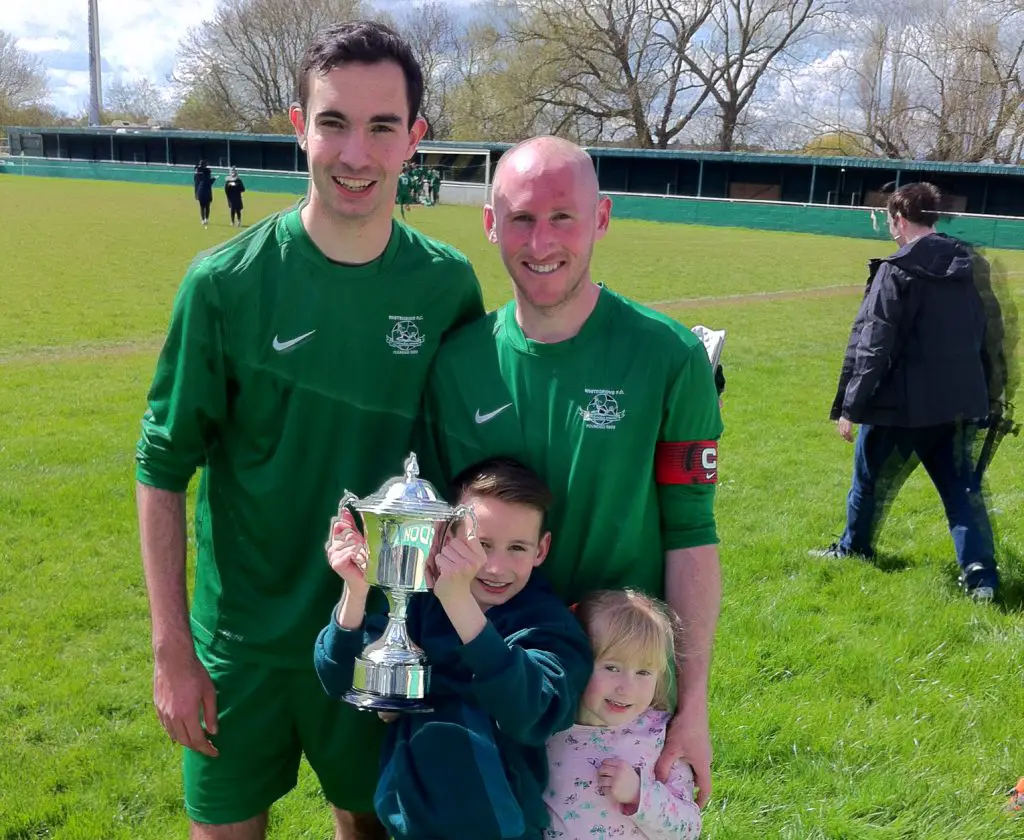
[579,389,625,430]
[386,315,426,354]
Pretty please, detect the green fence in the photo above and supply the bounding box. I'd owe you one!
[611,194,1024,250]
[0,157,309,196]
[4,156,1023,249]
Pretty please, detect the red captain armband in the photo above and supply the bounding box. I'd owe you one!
[655,441,718,485]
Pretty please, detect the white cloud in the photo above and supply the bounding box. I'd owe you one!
[16,36,74,52]
[4,0,220,114]
[46,69,93,113]
[5,0,479,116]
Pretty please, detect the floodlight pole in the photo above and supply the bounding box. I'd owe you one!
[88,0,103,126]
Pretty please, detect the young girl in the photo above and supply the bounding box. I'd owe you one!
[544,590,702,839]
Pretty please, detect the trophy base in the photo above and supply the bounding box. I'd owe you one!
[343,688,434,714]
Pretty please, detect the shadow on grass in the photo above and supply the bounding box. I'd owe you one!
[995,546,1024,613]
[870,552,912,573]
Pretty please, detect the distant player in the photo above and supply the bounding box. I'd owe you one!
[430,167,441,206]
[223,167,246,227]
[411,165,423,205]
[396,163,413,219]
[193,160,216,228]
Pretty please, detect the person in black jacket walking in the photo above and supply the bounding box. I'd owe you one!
[812,182,1000,602]
[193,160,216,228]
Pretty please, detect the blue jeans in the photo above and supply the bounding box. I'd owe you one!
[840,423,998,589]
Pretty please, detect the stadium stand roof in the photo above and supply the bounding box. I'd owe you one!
[8,126,1021,177]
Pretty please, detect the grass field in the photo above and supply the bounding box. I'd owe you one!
[1,175,1022,840]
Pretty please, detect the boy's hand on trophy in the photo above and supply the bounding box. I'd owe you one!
[433,534,486,603]
[326,512,369,594]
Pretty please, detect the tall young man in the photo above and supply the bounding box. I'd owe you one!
[136,22,484,840]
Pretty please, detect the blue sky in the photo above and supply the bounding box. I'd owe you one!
[7,0,476,116]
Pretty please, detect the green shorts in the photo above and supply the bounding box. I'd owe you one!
[184,643,386,825]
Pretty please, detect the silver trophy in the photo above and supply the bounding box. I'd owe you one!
[330,452,475,713]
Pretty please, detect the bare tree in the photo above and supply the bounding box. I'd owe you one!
[906,6,1024,161]
[106,78,171,124]
[172,0,368,131]
[0,30,49,111]
[843,12,917,158]
[444,16,571,142]
[398,1,461,139]
[500,0,717,148]
[173,87,245,131]
[817,0,1024,161]
[680,0,837,151]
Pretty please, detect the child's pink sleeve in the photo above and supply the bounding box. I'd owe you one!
[630,760,702,839]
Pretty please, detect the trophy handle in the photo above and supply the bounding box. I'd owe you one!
[326,491,362,552]
[449,504,478,540]
[429,503,478,553]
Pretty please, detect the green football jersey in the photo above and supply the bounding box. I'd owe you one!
[397,172,411,198]
[136,204,484,665]
[424,288,722,604]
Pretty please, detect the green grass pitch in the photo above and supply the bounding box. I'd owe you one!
[1,175,1022,839]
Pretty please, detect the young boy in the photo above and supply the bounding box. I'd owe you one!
[314,457,593,840]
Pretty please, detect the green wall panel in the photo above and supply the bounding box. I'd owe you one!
[3,157,1021,249]
[0,157,308,196]
[611,194,1024,249]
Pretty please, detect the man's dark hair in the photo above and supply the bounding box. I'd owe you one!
[450,457,554,517]
[887,182,942,227]
[295,20,424,126]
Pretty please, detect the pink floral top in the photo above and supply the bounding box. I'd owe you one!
[544,708,702,839]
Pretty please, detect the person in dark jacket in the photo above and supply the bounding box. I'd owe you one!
[193,160,216,227]
[315,457,592,840]
[224,167,246,227]
[812,182,1000,602]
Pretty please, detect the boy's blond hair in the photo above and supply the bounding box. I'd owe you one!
[575,589,678,710]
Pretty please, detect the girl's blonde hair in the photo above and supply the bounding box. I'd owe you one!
[575,589,678,710]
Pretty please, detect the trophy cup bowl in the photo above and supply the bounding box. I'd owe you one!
[330,452,475,713]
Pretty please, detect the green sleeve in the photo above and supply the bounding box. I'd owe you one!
[135,262,229,492]
[314,610,388,699]
[658,342,724,550]
[458,611,593,746]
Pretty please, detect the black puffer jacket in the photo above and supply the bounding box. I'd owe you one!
[830,233,989,427]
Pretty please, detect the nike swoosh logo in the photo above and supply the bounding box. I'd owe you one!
[706,472,716,480]
[475,403,513,424]
[272,330,316,352]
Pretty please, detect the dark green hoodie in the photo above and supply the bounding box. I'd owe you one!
[314,573,593,840]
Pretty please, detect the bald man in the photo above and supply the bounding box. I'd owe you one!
[422,136,723,808]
